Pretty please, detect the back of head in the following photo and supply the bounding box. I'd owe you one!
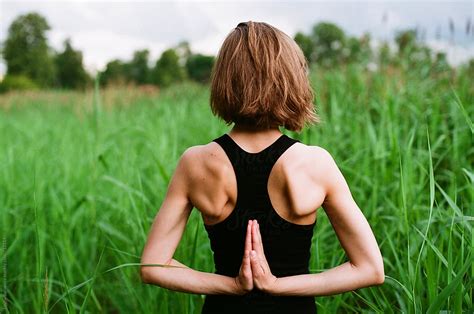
[210,21,320,133]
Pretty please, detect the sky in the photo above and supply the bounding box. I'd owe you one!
[0,0,473,76]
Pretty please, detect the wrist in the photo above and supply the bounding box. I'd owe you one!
[266,277,281,295]
[232,277,246,295]
[263,276,280,295]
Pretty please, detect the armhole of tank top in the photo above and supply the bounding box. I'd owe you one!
[266,136,317,227]
[204,138,240,229]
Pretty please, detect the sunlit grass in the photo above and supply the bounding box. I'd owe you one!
[0,64,472,313]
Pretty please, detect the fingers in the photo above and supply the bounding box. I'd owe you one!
[251,220,272,270]
[244,220,252,254]
[251,220,265,257]
[255,221,263,246]
[241,221,253,283]
[249,250,265,276]
[242,250,252,277]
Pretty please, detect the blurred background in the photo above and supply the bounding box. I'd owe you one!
[0,1,472,313]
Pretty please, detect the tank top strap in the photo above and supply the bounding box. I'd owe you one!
[262,134,300,175]
[212,134,239,165]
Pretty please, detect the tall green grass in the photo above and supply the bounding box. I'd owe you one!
[0,63,472,313]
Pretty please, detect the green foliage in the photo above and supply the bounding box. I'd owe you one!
[395,29,418,56]
[2,12,56,87]
[467,58,474,78]
[100,48,187,87]
[345,33,372,65]
[185,54,215,83]
[427,52,453,84]
[100,59,129,86]
[432,52,450,73]
[152,48,186,87]
[54,38,90,89]
[127,49,152,85]
[377,41,392,67]
[311,22,346,67]
[294,31,313,63]
[0,74,38,93]
[376,28,439,77]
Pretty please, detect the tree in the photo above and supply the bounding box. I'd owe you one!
[54,38,90,89]
[127,49,151,85]
[152,48,185,87]
[345,32,372,65]
[185,54,215,83]
[99,50,151,86]
[2,12,56,87]
[394,29,435,71]
[99,59,128,86]
[311,22,346,67]
[294,32,313,63]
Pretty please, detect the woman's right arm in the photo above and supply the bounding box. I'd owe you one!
[140,146,252,296]
[250,147,385,296]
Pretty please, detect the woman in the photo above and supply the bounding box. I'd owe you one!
[140,21,384,313]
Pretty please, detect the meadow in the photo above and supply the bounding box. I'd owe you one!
[0,63,472,313]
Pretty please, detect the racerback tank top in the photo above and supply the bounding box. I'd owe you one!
[201,133,317,314]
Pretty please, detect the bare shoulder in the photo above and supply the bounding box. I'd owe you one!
[177,141,232,194]
[283,141,337,175]
[178,141,230,175]
[298,143,355,210]
[280,141,340,197]
[177,141,233,216]
[296,142,334,162]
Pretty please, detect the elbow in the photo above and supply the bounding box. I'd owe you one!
[140,257,169,285]
[140,266,151,284]
[140,257,159,285]
[373,268,385,285]
[140,253,150,283]
[370,261,385,286]
[356,260,385,286]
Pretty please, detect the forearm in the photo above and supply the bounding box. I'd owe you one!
[141,258,241,295]
[270,261,384,296]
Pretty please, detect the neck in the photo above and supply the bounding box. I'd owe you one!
[230,124,281,136]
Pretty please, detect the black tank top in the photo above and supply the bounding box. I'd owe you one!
[201,133,317,314]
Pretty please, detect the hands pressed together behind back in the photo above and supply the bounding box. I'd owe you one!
[234,219,279,295]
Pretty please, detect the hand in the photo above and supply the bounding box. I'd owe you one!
[249,220,279,294]
[234,220,254,295]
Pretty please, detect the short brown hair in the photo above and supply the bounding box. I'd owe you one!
[210,21,320,132]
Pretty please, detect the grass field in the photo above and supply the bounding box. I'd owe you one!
[0,63,472,313]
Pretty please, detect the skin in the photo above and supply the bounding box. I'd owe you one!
[140,124,385,296]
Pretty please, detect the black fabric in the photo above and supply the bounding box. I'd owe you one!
[201,133,317,314]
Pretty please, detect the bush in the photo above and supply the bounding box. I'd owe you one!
[0,74,38,93]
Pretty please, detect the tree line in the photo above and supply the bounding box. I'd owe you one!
[1,12,473,93]
[0,12,215,92]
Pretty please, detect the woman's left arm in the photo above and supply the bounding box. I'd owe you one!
[249,147,385,296]
[140,147,246,295]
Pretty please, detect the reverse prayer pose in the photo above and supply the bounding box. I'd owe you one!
[140,21,385,313]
